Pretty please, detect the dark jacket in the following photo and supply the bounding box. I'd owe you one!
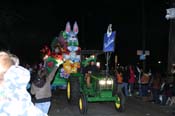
[85,64,99,74]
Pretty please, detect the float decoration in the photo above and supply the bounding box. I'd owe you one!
[41,21,81,77]
[61,21,81,74]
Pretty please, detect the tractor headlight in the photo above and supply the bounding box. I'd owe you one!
[106,79,113,85]
[99,80,106,85]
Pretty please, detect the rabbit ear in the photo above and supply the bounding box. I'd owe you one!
[65,21,71,33]
[73,21,78,34]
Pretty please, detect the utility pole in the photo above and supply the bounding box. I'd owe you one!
[165,0,175,74]
[142,0,146,72]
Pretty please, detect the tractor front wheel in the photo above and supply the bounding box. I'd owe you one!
[79,94,87,114]
[67,81,71,101]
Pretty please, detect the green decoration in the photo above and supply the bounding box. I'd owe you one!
[82,57,96,67]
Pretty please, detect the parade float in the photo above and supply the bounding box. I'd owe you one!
[41,22,125,114]
[41,21,81,104]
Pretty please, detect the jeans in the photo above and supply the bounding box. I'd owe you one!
[161,95,168,105]
[35,101,51,114]
[122,82,129,96]
[141,84,148,96]
[138,83,142,96]
[117,83,126,104]
[129,83,134,95]
[152,88,160,103]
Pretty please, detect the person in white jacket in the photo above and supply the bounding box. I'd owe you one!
[0,51,47,116]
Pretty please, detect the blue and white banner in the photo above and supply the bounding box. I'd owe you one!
[103,31,116,52]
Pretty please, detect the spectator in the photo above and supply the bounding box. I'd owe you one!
[140,73,150,97]
[115,69,126,105]
[122,66,129,96]
[116,69,123,91]
[31,65,59,114]
[128,65,136,96]
[0,51,47,116]
[136,66,143,96]
[151,72,161,104]
[159,78,172,105]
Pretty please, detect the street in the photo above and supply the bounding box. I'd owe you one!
[48,89,174,116]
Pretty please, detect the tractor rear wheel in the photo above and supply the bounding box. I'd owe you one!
[67,75,80,105]
[79,94,87,114]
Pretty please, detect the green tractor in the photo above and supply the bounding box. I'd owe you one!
[77,53,125,114]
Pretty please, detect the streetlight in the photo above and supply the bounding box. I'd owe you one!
[158,61,162,64]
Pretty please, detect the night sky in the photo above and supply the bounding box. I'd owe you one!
[0,0,170,71]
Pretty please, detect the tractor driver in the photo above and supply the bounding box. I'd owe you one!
[85,60,99,88]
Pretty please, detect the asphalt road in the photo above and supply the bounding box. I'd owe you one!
[48,89,174,116]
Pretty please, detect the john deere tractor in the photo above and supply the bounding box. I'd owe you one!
[77,51,125,114]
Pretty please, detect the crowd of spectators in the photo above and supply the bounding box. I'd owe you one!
[114,64,175,107]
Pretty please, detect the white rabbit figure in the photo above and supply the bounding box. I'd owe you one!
[65,21,79,52]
